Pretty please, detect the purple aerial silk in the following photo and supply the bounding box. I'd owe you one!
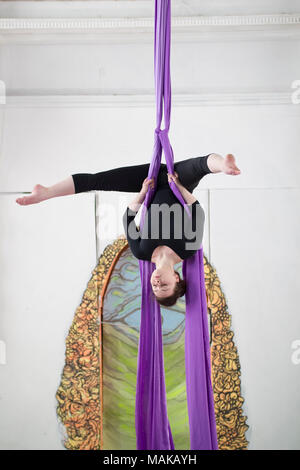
[135,0,218,450]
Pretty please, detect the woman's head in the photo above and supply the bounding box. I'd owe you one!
[150,267,186,307]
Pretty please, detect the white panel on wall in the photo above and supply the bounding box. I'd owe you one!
[96,190,133,257]
[0,193,96,450]
[209,188,300,450]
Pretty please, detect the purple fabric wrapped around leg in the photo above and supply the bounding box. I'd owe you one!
[135,0,218,450]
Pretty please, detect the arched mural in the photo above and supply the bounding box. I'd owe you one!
[56,236,249,450]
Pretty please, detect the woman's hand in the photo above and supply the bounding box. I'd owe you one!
[128,177,155,213]
[141,177,155,196]
[168,171,182,188]
[168,171,197,204]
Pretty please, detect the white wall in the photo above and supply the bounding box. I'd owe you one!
[0,0,299,450]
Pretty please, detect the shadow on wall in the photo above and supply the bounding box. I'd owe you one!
[55,236,249,450]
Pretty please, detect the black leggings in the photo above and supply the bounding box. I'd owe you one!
[71,154,212,194]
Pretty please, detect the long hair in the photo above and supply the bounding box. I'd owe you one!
[153,270,186,307]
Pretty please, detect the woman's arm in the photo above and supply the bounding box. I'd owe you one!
[123,176,155,244]
[128,177,155,212]
[123,177,154,259]
[168,172,197,204]
[175,184,197,205]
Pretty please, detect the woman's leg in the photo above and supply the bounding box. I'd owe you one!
[173,154,213,192]
[16,154,240,206]
[73,153,239,195]
[71,163,152,194]
[16,163,152,206]
[16,178,75,206]
[173,153,240,192]
[207,153,240,175]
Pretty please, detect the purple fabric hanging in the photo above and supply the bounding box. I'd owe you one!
[135,0,219,450]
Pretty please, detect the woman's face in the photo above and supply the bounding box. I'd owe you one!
[150,268,179,298]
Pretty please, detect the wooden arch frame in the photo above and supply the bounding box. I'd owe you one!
[56,237,249,450]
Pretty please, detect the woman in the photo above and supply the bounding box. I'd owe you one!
[16,153,240,306]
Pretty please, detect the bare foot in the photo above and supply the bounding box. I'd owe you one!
[223,154,241,176]
[16,184,49,206]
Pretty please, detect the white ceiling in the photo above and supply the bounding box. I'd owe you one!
[0,0,300,19]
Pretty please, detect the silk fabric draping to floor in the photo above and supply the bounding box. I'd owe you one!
[134,0,219,450]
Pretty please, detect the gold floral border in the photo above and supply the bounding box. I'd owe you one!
[204,260,249,449]
[55,236,128,450]
[56,236,249,450]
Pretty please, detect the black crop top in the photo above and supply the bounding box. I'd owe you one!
[122,186,205,262]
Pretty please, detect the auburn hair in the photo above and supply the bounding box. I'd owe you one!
[153,271,186,307]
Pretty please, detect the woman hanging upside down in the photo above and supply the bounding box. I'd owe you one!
[16,153,240,307]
